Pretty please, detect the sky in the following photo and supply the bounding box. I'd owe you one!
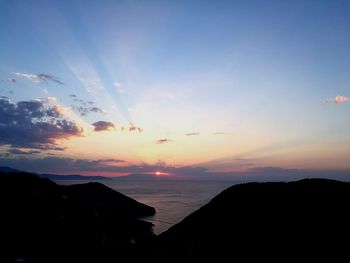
[0,0,349,178]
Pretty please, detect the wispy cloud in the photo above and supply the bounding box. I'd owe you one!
[156,138,173,144]
[127,123,143,132]
[213,132,225,135]
[185,132,200,136]
[324,95,348,105]
[1,77,16,83]
[0,156,207,176]
[0,157,125,174]
[114,82,125,93]
[13,72,64,85]
[2,156,349,182]
[69,95,107,116]
[0,96,83,150]
[92,121,115,131]
[72,105,107,116]
[7,149,41,155]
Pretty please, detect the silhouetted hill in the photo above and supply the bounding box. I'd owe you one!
[3,172,350,262]
[0,166,20,173]
[152,178,350,261]
[0,171,155,263]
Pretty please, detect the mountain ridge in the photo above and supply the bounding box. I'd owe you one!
[151,178,350,261]
[0,166,110,180]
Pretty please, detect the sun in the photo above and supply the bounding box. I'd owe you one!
[156,171,161,176]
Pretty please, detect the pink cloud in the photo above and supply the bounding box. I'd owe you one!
[325,95,348,105]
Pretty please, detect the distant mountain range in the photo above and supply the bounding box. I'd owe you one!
[0,167,175,181]
[0,166,110,180]
[115,173,163,181]
[0,166,19,173]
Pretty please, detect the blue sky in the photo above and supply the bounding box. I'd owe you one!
[0,0,349,177]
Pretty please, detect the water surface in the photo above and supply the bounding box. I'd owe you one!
[59,179,235,234]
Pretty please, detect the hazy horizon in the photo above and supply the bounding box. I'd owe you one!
[1,0,349,179]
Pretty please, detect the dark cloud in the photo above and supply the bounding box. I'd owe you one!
[69,95,106,116]
[7,149,41,155]
[0,156,205,175]
[185,132,200,136]
[13,72,64,85]
[72,105,106,116]
[1,155,350,182]
[92,121,115,131]
[37,73,64,85]
[0,97,83,150]
[0,157,128,174]
[128,123,143,132]
[156,138,173,144]
[90,107,105,114]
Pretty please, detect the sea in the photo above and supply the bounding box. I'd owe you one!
[58,179,235,234]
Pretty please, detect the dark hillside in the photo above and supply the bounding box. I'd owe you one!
[0,171,155,263]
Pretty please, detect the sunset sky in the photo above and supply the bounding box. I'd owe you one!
[0,0,349,178]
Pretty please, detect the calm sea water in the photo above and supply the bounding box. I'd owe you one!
[58,179,235,234]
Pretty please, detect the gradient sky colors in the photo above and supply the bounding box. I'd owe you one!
[0,0,349,177]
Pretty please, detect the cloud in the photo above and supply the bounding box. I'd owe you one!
[71,105,107,116]
[13,72,64,85]
[185,132,200,136]
[1,155,350,182]
[90,107,106,114]
[324,95,349,105]
[128,123,143,132]
[113,82,125,93]
[0,156,207,176]
[69,95,107,116]
[0,97,83,150]
[0,157,125,174]
[1,77,16,83]
[92,121,115,131]
[213,132,225,135]
[7,149,41,155]
[156,138,173,144]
